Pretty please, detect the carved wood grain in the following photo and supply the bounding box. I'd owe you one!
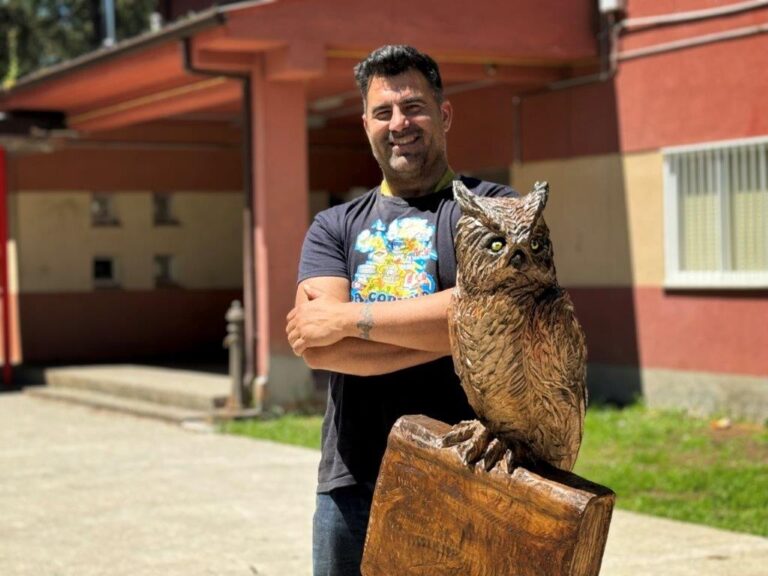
[362,415,615,576]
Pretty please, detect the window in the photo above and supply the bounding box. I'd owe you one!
[93,256,119,288]
[153,192,178,225]
[91,193,119,226]
[664,137,768,288]
[154,254,177,287]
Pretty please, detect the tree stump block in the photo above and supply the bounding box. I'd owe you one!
[362,415,615,576]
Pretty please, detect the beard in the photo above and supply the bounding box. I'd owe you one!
[372,127,439,183]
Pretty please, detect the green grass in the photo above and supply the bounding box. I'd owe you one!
[222,413,323,450]
[221,404,768,536]
[573,404,768,537]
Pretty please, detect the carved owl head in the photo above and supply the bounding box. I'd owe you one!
[453,180,557,296]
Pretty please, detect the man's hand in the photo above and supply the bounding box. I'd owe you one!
[286,284,352,355]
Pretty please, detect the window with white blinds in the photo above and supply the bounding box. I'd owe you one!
[663,137,768,287]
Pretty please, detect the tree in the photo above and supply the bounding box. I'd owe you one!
[1,0,157,88]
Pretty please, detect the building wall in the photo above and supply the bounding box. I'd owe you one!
[16,191,243,292]
[514,9,768,420]
[9,136,245,363]
[515,154,768,374]
[616,30,768,153]
[9,146,242,192]
[19,290,239,362]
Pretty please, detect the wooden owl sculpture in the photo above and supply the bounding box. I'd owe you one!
[444,180,587,472]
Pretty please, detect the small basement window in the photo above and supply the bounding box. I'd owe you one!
[93,256,119,288]
[154,254,177,287]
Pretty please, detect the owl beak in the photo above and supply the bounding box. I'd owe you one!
[510,250,526,270]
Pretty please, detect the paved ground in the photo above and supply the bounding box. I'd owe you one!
[1,392,767,575]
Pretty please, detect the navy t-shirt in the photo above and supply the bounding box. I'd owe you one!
[298,175,517,492]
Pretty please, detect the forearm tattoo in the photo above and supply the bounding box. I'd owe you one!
[357,303,374,340]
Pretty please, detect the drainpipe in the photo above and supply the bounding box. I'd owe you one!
[620,0,768,31]
[0,147,11,387]
[618,22,768,61]
[181,37,263,411]
[101,0,117,47]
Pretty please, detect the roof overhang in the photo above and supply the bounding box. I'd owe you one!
[0,0,600,134]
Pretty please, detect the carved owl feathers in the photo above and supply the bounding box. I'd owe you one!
[446,180,587,472]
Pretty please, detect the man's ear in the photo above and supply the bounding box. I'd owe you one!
[362,113,368,134]
[441,100,453,132]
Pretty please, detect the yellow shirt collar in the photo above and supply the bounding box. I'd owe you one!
[380,168,456,197]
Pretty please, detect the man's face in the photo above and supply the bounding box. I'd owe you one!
[362,69,453,187]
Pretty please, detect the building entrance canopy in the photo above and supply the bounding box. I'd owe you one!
[0,0,599,405]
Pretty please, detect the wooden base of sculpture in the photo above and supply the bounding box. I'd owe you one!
[362,415,615,576]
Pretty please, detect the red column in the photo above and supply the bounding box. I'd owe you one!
[250,61,310,403]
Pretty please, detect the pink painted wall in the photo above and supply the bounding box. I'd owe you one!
[521,81,620,162]
[10,120,243,191]
[20,290,239,362]
[570,287,768,377]
[309,124,380,195]
[449,85,517,172]
[515,5,768,160]
[515,6,768,381]
[226,0,598,63]
[11,147,242,192]
[615,33,768,152]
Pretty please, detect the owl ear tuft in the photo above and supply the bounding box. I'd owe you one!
[526,181,549,221]
[453,180,486,219]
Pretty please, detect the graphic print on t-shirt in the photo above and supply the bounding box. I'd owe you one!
[351,217,437,302]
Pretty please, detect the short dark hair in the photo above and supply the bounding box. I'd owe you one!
[354,45,444,106]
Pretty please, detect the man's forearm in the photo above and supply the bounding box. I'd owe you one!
[286,282,454,355]
[302,338,446,376]
[344,289,454,353]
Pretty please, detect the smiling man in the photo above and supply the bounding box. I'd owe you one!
[363,67,451,196]
[286,45,517,576]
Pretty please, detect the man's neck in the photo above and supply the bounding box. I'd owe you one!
[381,165,455,198]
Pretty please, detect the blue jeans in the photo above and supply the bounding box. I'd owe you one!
[313,483,375,576]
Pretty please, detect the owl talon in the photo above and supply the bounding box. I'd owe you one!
[477,438,506,472]
[489,450,518,475]
[441,420,496,469]
[441,420,480,446]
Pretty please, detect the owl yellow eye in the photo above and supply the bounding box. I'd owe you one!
[488,238,506,253]
[530,238,544,252]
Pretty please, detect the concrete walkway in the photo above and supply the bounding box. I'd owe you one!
[1,392,767,575]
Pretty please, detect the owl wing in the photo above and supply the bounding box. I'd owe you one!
[524,289,587,470]
[447,290,483,413]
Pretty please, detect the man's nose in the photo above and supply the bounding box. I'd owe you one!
[389,107,409,132]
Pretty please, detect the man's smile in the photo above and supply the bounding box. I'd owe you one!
[389,132,421,154]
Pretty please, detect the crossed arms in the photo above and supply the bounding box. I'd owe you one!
[285,276,453,376]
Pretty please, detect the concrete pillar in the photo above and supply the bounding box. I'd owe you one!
[250,61,312,407]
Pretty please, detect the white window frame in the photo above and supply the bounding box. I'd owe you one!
[663,135,768,289]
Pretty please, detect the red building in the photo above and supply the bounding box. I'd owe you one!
[0,0,766,420]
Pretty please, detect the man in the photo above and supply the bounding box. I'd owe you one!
[286,45,516,576]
